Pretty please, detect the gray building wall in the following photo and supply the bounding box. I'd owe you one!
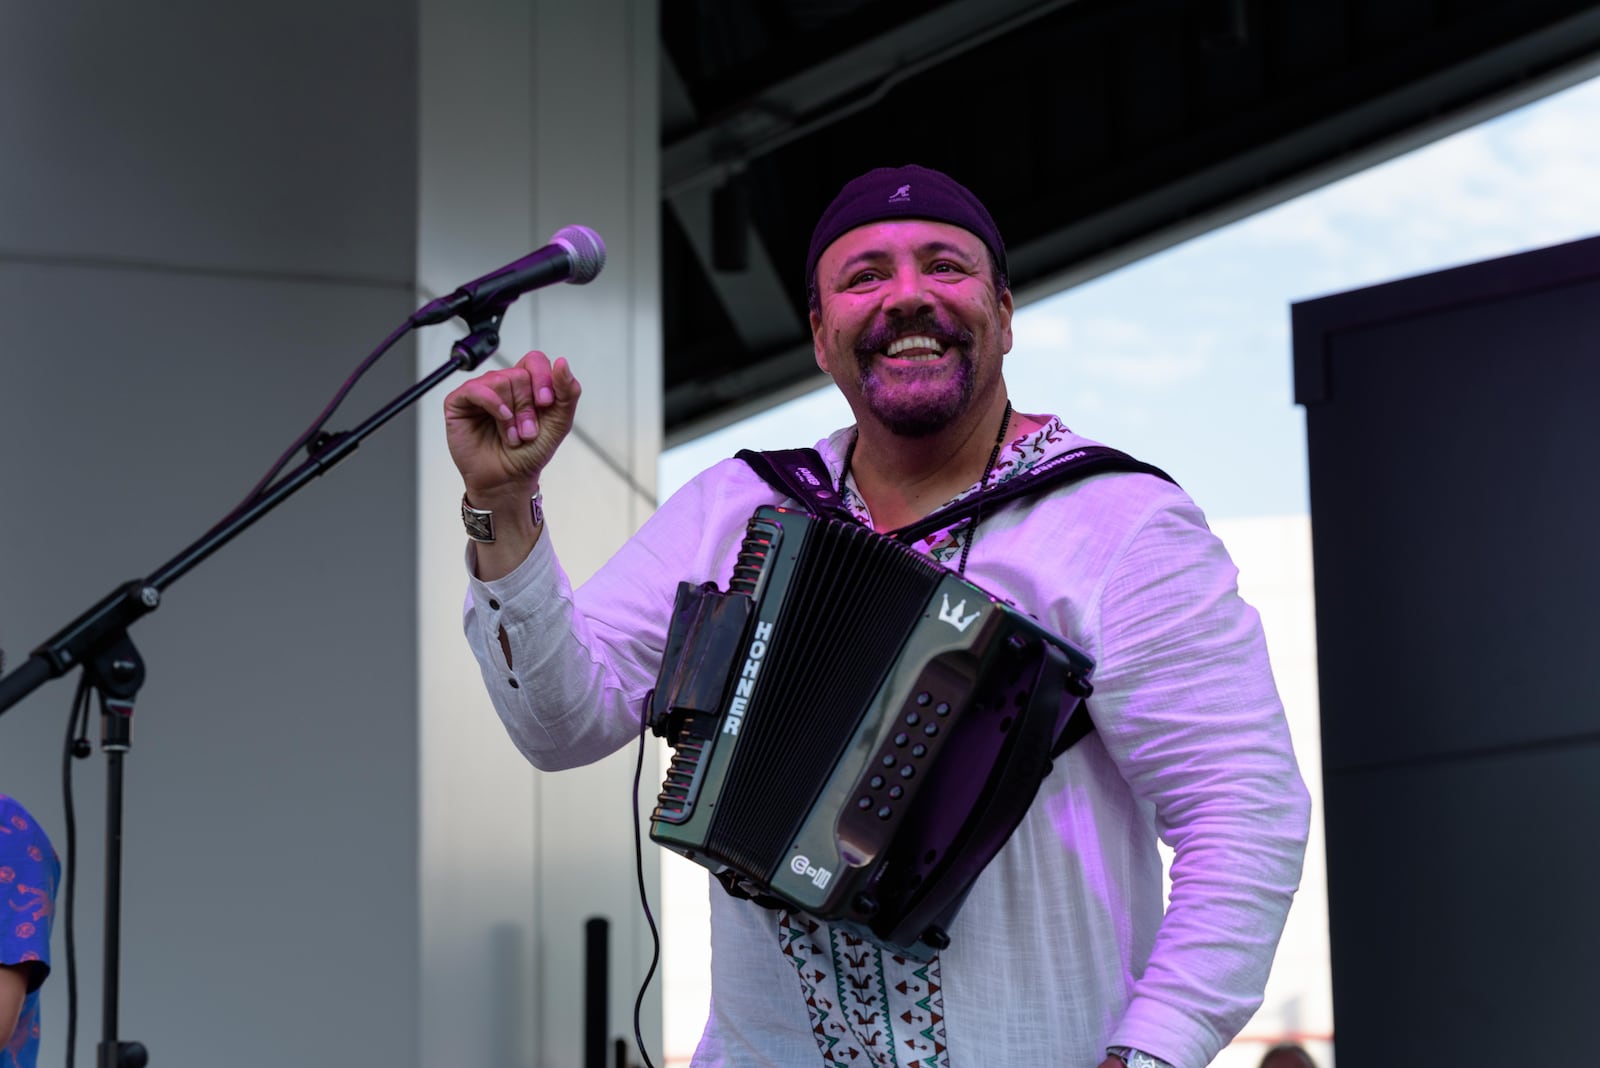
[0,2,659,1065]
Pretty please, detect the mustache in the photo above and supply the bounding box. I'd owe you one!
[853,312,973,360]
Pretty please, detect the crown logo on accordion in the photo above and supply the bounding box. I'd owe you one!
[937,593,982,632]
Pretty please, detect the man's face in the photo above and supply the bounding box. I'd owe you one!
[810,219,1013,439]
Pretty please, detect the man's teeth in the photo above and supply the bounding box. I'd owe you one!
[884,335,945,359]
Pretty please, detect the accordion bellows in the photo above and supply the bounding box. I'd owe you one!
[647,506,1094,959]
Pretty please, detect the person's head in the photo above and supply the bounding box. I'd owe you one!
[805,164,1013,439]
[1257,1043,1317,1068]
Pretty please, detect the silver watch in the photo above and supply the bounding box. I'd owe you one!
[1108,1047,1174,1068]
[460,493,543,543]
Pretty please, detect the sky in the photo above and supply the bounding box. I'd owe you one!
[661,70,1600,519]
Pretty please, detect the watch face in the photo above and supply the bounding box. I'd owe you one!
[462,502,495,542]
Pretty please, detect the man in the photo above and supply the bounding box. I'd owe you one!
[1257,1043,1317,1068]
[445,164,1310,1067]
[1,794,58,1068]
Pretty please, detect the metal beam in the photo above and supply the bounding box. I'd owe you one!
[661,0,1080,199]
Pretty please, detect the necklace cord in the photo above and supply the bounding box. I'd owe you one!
[836,399,1015,576]
[956,398,1013,575]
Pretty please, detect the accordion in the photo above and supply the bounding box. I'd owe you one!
[646,505,1095,959]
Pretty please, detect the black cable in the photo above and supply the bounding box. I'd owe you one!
[630,704,661,1068]
[60,674,93,1068]
[223,316,416,521]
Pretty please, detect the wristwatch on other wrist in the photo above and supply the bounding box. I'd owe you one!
[1108,1047,1174,1068]
[461,492,543,543]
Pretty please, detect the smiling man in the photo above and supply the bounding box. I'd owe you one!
[445,164,1310,1067]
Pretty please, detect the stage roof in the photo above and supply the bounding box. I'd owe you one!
[659,0,1600,442]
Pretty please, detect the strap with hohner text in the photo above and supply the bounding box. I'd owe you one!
[733,442,1178,762]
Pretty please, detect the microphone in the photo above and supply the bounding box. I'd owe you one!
[411,224,606,327]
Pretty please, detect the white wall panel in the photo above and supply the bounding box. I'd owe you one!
[0,263,421,1067]
[0,1,416,280]
[417,1,662,1065]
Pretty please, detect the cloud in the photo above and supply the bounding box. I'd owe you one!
[1012,305,1218,391]
[1226,75,1600,294]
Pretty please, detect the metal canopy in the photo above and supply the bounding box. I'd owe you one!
[660,0,1600,443]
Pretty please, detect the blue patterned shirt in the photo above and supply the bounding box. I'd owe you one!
[1,796,59,1068]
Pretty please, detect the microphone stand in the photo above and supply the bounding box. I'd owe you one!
[0,309,510,1067]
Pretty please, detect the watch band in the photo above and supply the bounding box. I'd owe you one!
[1108,1047,1174,1068]
[461,493,543,543]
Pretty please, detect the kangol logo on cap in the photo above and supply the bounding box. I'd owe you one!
[888,184,912,203]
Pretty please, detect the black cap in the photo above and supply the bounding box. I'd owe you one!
[805,164,1007,290]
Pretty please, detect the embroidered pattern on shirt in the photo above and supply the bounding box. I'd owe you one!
[786,417,1070,1065]
[779,908,949,1067]
[839,416,1072,564]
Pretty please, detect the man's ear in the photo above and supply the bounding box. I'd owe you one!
[810,309,830,374]
[998,289,1014,355]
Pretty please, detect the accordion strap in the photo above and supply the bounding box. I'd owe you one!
[732,447,857,525]
[735,443,1176,545]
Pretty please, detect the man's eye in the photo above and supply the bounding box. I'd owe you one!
[849,270,882,285]
[930,262,962,274]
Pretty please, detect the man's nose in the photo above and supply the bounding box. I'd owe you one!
[882,269,932,315]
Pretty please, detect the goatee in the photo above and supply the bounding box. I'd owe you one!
[854,312,976,438]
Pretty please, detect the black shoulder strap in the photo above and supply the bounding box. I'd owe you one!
[736,444,1177,544]
[889,445,1176,544]
[733,447,855,523]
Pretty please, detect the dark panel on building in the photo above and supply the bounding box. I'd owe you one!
[1293,234,1600,1059]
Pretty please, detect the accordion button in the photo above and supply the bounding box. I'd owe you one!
[916,692,932,706]
[935,702,951,716]
[899,765,915,780]
[889,785,904,799]
[857,797,872,810]
[877,806,893,820]
[893,732,909,747]
[912,744,927,758]
[870,775,885,789]
[905,711,921,726]
[882,755,897,768]
[924,722,939,736]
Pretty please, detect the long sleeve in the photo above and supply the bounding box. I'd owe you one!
[936,459,1309,1068]
[461,459,781,770]
[1088,494,1312,1066]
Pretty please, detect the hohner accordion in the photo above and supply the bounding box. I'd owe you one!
[647,505,1095,959]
